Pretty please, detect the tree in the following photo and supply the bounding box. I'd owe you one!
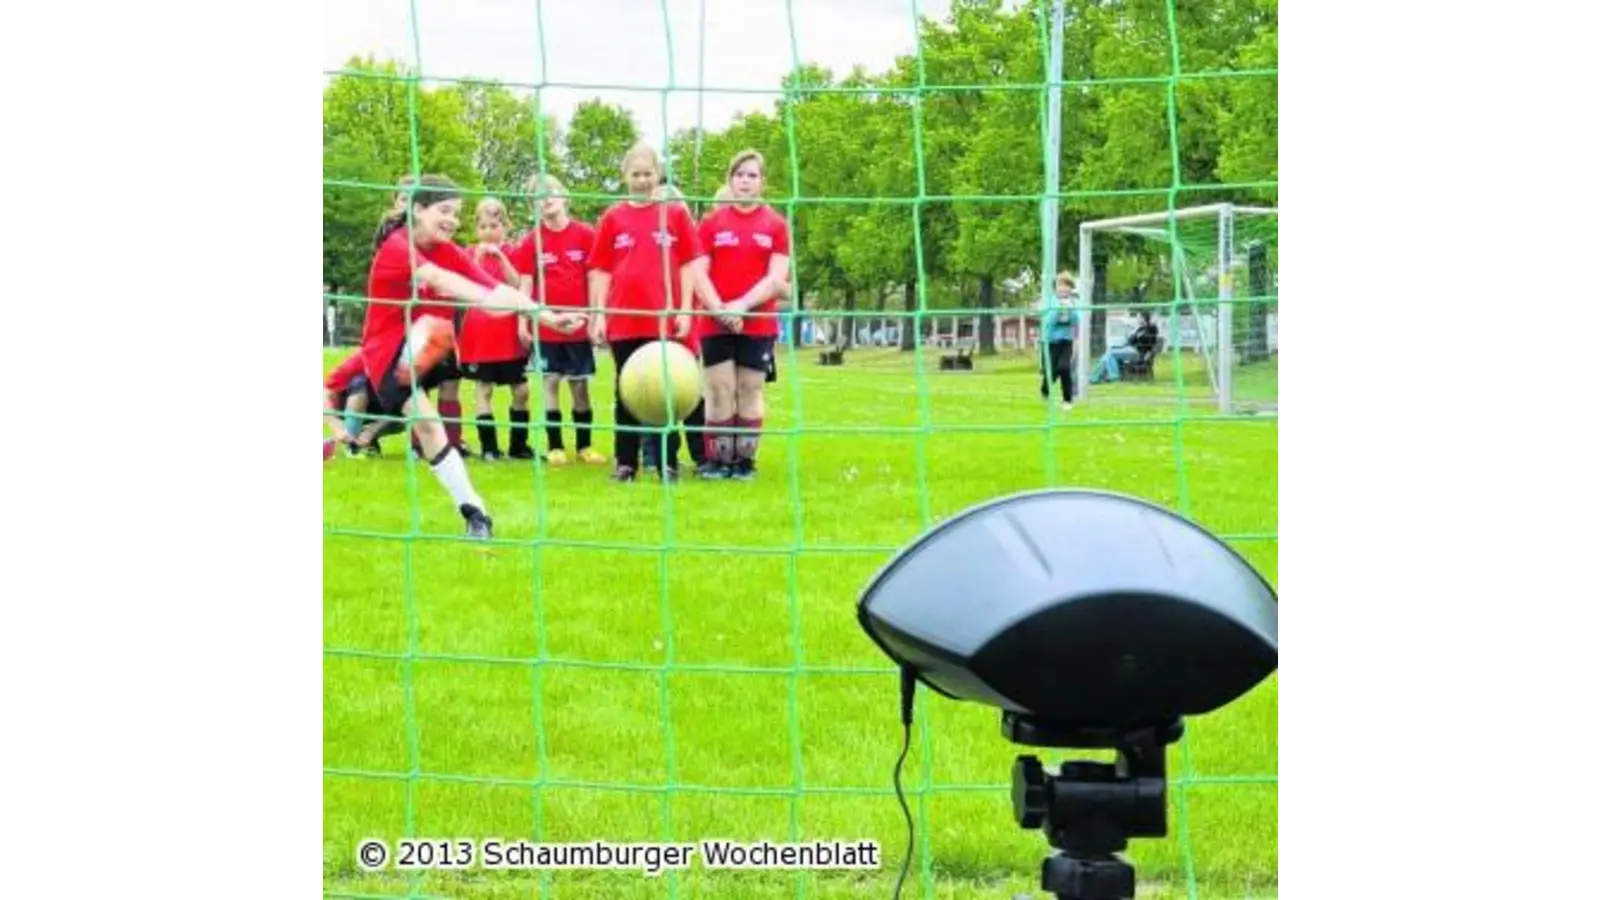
[561,100,640,221]
[1214,0,1278,197]
[443,81,563,200]
[322,57,477,295]
[937,1,1047,353]
[320,5,1282,340]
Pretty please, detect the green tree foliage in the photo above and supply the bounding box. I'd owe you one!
[322,3,1276,328]
[560,100,641,221]
[322,57,477,295]
[442,81,563,199]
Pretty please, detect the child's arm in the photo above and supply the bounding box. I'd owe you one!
[676,262,697,339]
[588,270,611,344]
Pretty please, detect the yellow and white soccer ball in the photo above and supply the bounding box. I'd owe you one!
[619,340,703,425]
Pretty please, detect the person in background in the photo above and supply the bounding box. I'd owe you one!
[1090,310,1161,384]
[1039,271,1079,410]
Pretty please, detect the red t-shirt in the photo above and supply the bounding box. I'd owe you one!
[324,351,366,406]
[457,246,524,363]
[508,220,596,344]
[697,204,790,338]
[588,201,704,343]
[360,228,502,385]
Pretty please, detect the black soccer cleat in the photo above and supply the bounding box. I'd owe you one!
[461,504,494,540]
[507,446,537,461]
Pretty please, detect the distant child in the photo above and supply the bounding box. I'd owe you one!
[1039,271,1079,410]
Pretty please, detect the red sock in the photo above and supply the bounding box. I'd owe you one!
[734,416,762,463]
[706,418,735,464]
[439,399,463,447]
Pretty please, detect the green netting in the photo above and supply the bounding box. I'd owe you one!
[323,1,1278,898]
[1085,209,1278,411]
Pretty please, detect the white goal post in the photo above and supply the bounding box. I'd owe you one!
[1075,202,1277,414]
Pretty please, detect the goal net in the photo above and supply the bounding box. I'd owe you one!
[1077,203,1278,414]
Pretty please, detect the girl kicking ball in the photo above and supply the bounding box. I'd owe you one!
[363,174,581,537]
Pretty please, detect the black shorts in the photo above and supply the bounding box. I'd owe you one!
[461,358,528,386]
[701,334,777,373]
[373,346,458,414]
[531,340,597,380]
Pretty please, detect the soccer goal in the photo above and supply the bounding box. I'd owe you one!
[1076,203,1278,414]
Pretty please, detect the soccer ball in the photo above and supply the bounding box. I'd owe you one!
[619,340,702,425]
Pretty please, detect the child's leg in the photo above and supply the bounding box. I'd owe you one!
[1059,341,1075,402]
[569,377,600,460]
[475,381,501,457]
[406,393,489,529]
[438,378,466,451]
[538,375,563,458]
[342,393,364,441]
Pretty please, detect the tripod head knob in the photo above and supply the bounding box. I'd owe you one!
[1013,756,1049,829]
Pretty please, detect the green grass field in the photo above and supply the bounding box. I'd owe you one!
[324,343,1278,899]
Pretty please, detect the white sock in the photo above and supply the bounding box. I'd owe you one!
[429,447,485,514]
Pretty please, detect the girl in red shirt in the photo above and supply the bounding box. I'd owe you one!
[694,150,792,480]
[508,174,606,466]
[388,176,471,459]
[456,197,531,461]
[588,143,725,482]
[361,174,580,538]
[637,182,713,477]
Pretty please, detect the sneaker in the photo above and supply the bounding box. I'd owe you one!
[695,461,727,480]
[481,450,504,462]
[576,447,607,465]
[461,505,494,540]
[547,449,570,466]
[1059,402,1074,412]
[662,466,680,484]
[728,460,756,481]
[610,465,637,483]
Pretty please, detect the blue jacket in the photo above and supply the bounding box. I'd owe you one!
[1041,298,1078,343]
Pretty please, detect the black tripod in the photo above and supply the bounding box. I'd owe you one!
[1004,714,1184,900]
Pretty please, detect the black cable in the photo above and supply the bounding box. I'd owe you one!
[891,666,916,900]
